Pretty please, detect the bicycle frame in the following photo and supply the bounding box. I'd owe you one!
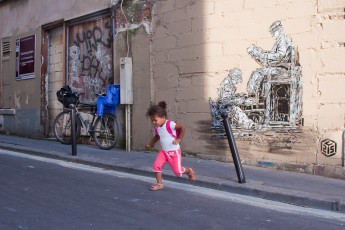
[54,99,119,149]
[74,104,97,136]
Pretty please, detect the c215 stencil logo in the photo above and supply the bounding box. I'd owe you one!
[321,139,337,157]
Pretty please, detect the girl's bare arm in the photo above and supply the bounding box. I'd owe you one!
[145,134,159,150]
[173,122,186,144]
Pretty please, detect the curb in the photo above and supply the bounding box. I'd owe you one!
[0,142,344,214]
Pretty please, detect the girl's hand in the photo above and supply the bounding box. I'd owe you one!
[145,144,152,150]
[173,138,181,145]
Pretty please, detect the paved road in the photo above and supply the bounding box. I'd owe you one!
[1,134,345,214]
[1,149,345,230]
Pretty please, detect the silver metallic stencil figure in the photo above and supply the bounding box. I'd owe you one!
[246,20,302,127]
[210,20,302,132]
[218,68,242,105]
[247,21,294,95]
[210,68,254,129]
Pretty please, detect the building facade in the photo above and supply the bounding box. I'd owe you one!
[1,0,345,179]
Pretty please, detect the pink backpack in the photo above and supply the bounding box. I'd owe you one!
[154,120,179,139]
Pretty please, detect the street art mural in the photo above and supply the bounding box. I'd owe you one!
[210,21,303,140]
[67,15,113,103]
[209,68,255,130]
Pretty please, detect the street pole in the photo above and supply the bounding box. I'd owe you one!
[70,104,77,156]
[342,130,345,167]
[221,112,246,183]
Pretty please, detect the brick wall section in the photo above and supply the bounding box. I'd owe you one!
[48,26,64,136]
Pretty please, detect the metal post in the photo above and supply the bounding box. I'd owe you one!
[70,104,77,156]
[342,130,345,167]
[221,112,246,183]
[126,104,131,151]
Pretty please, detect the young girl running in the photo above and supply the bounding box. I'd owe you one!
[145,101,196,191]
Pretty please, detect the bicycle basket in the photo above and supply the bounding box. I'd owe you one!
[56,86,79,108]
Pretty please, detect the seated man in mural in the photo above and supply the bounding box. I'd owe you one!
[210,68,255,129]
[246,20,294,95]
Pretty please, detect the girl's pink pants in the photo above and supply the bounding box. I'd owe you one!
[152,149,185,177]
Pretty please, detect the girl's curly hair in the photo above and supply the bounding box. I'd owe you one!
[146,101,167,118]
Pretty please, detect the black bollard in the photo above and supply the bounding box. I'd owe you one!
[221,112,246,183]
[70,104,77,156]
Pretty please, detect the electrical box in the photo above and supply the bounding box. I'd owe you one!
[120,57,133,104]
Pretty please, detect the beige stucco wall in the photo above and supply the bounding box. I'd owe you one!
[145,0,345,174]
[113,26,152,148]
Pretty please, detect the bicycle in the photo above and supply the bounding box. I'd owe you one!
[53,86,119,150]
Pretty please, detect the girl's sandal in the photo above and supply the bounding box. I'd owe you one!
[149,183,164,191]
[187,168,196,183]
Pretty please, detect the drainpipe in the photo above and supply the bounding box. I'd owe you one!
[110,0,118,75]
[126,105,131,151]
[110,2,117,38]
[110,1,117,73]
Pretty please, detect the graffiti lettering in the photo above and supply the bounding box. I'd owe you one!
[81,55,100,79]
[74,23,112,53]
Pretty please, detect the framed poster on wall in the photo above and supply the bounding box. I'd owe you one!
[16,35,35,80]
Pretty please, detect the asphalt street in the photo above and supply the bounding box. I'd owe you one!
[1,150,345,230]
[0,134,345,215]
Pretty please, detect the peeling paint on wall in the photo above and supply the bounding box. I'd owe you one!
[115,0,152,34]
[14,92,21,109]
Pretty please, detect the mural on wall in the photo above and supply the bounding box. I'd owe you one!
[210,21,303,140]
[68,15,113,104]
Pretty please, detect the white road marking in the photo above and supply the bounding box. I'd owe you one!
[1,148,345,222]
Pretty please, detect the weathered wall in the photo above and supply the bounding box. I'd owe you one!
[1,0,345,177]
[0,27,43,137]
[148,0,345,176]
[0,0,110,38]
[130,26,153,148]
[0,0,112,137]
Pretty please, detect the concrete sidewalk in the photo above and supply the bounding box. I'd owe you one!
[1,134,345,214]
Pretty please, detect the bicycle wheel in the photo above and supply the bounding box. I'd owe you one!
[53,111,81,144]
[93,113,119,150]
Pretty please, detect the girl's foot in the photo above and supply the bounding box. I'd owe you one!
[187,168,196,183]
[149,183,164,191]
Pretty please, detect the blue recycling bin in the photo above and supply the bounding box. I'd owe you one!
[97,84,120,117]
